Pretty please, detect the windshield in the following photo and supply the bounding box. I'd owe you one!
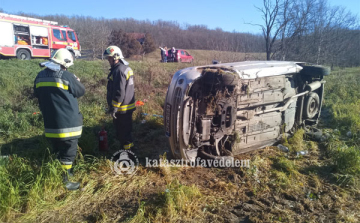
[67,30,77,42]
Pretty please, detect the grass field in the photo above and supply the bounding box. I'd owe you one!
[0,51,359,222]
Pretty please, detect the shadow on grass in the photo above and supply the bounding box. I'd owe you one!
[0,117,170,167]
[300,164,336,181]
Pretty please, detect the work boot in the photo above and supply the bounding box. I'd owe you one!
[63,169,80,191]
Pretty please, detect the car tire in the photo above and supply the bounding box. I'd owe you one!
[304,92,320,119]
[178,58,182,63]
[301,65,330,76]
[17,49,31,60]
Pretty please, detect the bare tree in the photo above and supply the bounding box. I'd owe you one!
[12,8,359,67]
[255,0,285,60]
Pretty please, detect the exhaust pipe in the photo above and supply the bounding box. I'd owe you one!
[305,81,325,92]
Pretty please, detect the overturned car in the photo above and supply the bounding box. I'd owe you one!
[164,61,330,162]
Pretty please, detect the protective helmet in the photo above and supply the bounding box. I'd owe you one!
[51,49,74,68]
[104,46,129,65]
[104,46,124,60]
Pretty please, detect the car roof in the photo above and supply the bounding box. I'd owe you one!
[196,61,304,79]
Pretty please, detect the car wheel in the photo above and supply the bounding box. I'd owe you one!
[304,92,320,119]
[17,49,31,60]
[301,65,330,76]
[178,58,182,63]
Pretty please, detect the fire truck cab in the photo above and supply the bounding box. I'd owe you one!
[0,13,81,60]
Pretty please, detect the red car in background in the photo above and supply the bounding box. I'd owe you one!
[167,49,193,63]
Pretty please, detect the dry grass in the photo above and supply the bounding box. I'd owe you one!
[142,49,266,65]
[1,57,360,223]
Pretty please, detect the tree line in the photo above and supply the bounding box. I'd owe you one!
[3,0,359,67]
[255,0,359,67]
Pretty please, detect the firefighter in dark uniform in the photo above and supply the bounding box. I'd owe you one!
[34,49,85,190]
[104,46,135,150]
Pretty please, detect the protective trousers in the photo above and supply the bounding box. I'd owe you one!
[113,112,134,150]
[49,138,78,170]
[161,51,164,62]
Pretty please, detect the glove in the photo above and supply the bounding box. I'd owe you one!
[110,107,118,119]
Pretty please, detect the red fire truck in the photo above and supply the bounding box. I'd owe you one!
[0,13,81,60]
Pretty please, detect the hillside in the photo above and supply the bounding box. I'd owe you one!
[0,53,359,222]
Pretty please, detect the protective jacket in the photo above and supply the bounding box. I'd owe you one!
[34,68,85,140]
[107,62,135,114]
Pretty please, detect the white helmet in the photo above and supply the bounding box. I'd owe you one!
[104,45,129,65]
[51,49,74,68]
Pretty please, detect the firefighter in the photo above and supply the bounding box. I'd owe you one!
[34,48,85,191]
[104,46,135,151]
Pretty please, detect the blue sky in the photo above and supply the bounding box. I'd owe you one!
[0,0,359,34]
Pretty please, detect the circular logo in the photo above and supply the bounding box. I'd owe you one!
[110,150,139,175]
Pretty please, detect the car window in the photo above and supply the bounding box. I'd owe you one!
[67,31,76,42]
[61,30,67,41]
[181,51,185,55]
[185,51,190,56]
[53,29,65,41]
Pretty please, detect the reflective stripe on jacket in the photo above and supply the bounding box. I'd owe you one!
[34,68,85,140]
[107,62,136,114]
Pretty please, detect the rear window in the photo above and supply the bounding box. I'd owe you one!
[53,29,65,41]
[67,31,76,42]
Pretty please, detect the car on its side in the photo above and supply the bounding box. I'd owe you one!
[164,61,330,162]
[167,49,193,63]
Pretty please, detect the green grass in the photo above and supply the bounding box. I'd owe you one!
[324,67,360,134]
[1,56,360,222]
[129,179,204,222]
[0,55,198,221]
[322,67,360,187]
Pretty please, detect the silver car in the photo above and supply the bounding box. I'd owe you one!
[164,61,329,162]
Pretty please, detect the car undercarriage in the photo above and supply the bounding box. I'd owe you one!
[164,61,329,162]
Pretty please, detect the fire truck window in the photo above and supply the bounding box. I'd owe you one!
[61,30,67,41]
[53,29,65,41]
[67,31,76,42]
[14,25,30,34]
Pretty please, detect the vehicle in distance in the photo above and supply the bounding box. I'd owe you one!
[167,49,193,63]
[164,61,329,161]
[0,13,81,60]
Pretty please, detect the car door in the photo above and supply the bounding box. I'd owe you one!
[180,50,185,62]
[52,28,67,50]
[67,30,79,51]
[184,51,192,62]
